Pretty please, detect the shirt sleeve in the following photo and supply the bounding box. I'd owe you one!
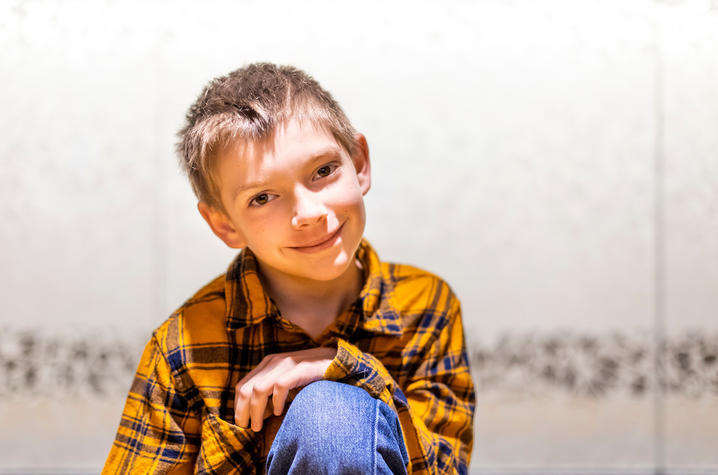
[103,335,201,474]
[324,298,475,475]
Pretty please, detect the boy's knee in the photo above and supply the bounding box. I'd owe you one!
[282,380,374,433]
[268,380,408,474]
[290,380,368,407]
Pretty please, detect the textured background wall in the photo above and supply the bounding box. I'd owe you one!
[0,0,716,473]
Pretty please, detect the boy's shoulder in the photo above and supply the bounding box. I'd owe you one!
[152,272,230,353]
[376,258,461,323]
[380,260,451,290]
[367,258,462,346]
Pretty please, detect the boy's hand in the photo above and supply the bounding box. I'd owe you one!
[234,346,337,432]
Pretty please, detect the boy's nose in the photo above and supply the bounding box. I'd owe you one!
[290,188,328,228]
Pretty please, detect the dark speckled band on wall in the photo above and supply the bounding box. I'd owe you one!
[0,328,715,398]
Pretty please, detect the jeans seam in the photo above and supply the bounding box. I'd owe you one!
[373,398,380,475]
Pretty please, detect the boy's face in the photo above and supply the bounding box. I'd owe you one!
[199,117,371,284]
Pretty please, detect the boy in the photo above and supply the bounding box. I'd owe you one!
[104,63,475,474]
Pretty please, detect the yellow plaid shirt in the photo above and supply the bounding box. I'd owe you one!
[104,239,475,474]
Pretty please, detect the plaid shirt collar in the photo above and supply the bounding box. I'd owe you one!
[223,238,403,337]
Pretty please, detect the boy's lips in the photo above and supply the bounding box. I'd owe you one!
[289,224,344,253]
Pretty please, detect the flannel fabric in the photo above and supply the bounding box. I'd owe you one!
[104,239,475,474]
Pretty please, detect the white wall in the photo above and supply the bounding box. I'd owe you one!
[1,0,716,473]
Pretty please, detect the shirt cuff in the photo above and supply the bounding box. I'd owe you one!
[324,337,396,405]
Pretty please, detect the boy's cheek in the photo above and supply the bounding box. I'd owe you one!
[323,185,365,209]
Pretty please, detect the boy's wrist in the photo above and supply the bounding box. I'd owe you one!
[316,345,338,361]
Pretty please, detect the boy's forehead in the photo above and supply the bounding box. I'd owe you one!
[224,118,344,165]
[214,118,346,194]
[272,117,339,147]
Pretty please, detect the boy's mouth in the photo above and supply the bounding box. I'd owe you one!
[289,223,344,253]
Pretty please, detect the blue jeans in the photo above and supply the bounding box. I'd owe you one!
[266,380,409,474]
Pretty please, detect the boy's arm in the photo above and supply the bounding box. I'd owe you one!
[103,335,201,474]
[325,297,475,475]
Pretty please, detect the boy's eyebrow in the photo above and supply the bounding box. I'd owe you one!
[231,147,342,201]
[232,180,270,201]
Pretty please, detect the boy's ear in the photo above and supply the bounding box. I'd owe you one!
[352,133,371,195]
[197,201,247,249]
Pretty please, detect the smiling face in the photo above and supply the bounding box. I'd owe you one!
[198,117,371,286]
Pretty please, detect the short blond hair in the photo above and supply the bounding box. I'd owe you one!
[176,63,358,212]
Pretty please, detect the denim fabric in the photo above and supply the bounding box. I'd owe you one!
[266,380,409,474]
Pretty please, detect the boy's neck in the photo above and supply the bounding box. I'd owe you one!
[256,258,365,339]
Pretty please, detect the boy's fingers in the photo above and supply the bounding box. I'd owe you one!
[233,383,242,418]
[236,356,272,388]
[235,402,249,428]
[249,384,272,432]
[235,357,280,426]
[235,383,252,428]
[233,350,331,428]
[272,382,289,416]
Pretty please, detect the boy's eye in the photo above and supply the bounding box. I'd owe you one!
[314,163,337,180]
[249,193,274,207]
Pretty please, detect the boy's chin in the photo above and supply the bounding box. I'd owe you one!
[301,255,357,282]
